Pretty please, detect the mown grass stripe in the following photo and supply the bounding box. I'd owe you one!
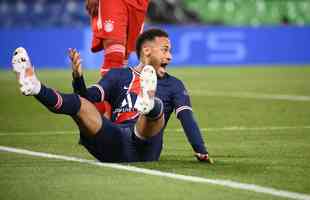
[0,145,309,200]
[191,91,310,101]
[0,126,309,136]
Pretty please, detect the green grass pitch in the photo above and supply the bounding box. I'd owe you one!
[0,66,310,200]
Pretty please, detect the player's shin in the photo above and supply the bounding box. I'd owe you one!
[100,43,125,76]
[35,84,81,115]
[145,97,164,120]
[134,98,164,139]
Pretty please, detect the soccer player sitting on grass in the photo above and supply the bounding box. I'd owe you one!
[12,28,213,163]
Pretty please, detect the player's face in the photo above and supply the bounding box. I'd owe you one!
[148,37,172,78]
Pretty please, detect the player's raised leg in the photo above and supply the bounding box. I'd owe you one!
[134,65,164,139]
[12,47,41,96]
[12,47,102,136]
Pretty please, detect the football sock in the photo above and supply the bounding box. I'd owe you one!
[145,97,163,120]
[123,59,128,67]
[100,44,125,76]
[35,84,81,115]
[123,51,129,67]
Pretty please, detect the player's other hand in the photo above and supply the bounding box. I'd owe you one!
[69,48,83,78]
[195,153,214,164]
[85,0,98,16]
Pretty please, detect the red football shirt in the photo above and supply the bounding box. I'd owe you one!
[124,0,149,11]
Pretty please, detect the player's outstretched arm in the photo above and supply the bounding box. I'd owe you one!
[69,48,83,78]
[69,48,87,96]
[69,48,104,103]
[178,110,214,164]
[173,79,214,164]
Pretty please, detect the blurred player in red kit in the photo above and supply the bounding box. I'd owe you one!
[85,0,149,116]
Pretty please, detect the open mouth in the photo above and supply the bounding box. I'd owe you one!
[160,63,168,68]
[157,63,168,78]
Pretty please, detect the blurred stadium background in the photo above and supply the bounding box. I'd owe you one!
[1,1,310,200]
[1,0,310,27]
[0,0,310,68]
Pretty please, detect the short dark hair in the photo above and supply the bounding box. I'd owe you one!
[136,28,169,59]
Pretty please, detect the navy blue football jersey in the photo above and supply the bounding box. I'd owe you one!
[95,67,192,126]
[75,66,207,161]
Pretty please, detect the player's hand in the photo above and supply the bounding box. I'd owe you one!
[85,0,98,16]
[195,153,214,164]
[68,48,83,78]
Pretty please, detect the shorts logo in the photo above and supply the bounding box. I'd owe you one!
[104,19,114,33]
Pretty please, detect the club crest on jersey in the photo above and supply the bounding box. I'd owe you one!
[104,19,114,33]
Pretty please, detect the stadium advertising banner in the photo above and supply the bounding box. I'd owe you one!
[1,26,310,68]
[165,26,310,66]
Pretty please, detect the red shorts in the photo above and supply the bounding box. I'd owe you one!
[91,0,148,54]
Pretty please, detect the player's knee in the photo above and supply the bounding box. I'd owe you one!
[134,115,165,140]
[73,97,103,136]
[78,97,103,120]
[78,96,93,114]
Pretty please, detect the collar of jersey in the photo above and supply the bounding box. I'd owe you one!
[129,66,141,76]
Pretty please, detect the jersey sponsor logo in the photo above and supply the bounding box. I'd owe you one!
[104,19,114,33]
[113,93,139,123]
[113,93,137,115]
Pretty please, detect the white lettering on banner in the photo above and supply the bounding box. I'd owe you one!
[207,32,246,62]
[173,31,247,64]
[173,32,204,63]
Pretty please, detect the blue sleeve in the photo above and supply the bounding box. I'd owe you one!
[96,69,118,102]
[71,70,117,103]
[72,75,103,103]
[172,79,208,154]
[172,79,191,109]
[72,75,87,95]
[178,109,208,154]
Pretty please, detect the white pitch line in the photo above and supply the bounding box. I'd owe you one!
[0,131,77,136]
[0,125,310,136]
[190,91,310,102]
[0,145,309,200]
[167,126,310,133]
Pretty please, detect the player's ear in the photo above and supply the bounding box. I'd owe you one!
[142,44,151,58]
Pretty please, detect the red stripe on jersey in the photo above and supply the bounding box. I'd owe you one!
[115,111,139,124]
[128,69,141,95]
